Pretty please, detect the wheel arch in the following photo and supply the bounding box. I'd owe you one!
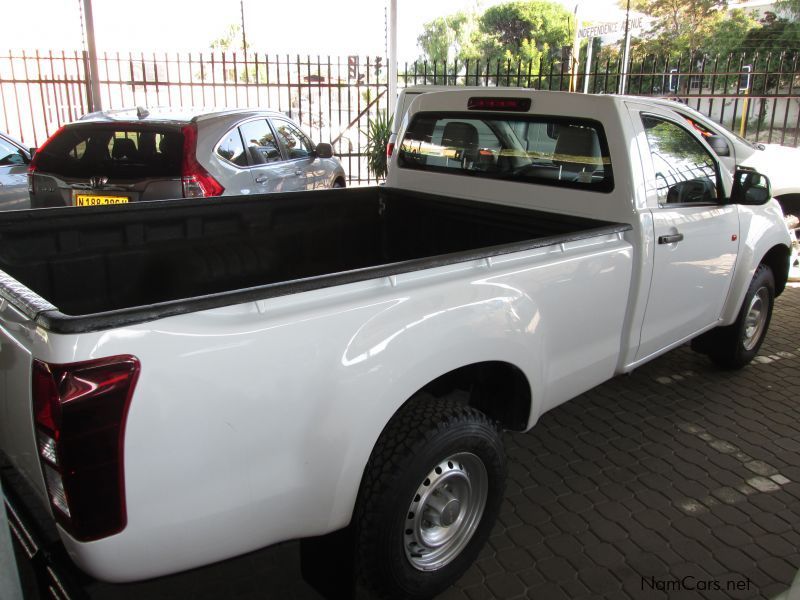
[412,360,532,432]
[761,243,790,297]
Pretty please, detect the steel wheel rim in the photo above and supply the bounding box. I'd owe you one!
[743,287,769,351]
[403,452,488,571]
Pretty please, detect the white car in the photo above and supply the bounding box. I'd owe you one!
[28,108,346,208]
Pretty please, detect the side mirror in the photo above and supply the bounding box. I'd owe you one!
[731,167,772,205]
[707,134,730,157]
[315,142,333,159]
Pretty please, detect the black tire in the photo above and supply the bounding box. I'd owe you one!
[354,393,505,600]
[692,264,775,369]
[332,179,345,188]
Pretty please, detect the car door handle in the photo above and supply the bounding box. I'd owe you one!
[254,176,269,184]
[294,170,303,176]
[658,233,684,244]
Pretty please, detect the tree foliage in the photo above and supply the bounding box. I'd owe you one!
[627,0,800,58]
[624,0,728,55]
[415,0,574,71]
[774,0,800,19]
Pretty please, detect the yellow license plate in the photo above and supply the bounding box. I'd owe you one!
[74,194,129,207]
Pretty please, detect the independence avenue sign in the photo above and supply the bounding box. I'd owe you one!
[578,17,643,39]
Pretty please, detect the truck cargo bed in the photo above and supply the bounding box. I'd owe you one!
[0,187,629,333]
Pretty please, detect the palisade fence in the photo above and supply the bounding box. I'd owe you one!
[1,50,799,184]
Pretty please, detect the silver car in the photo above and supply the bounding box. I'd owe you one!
[0,131,32,210]
[28,108,346,208]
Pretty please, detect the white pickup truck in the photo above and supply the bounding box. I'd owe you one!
[0,89,791,599]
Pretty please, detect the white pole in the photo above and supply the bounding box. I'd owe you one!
[83,0,102,112]
[388,0,398,116]
[583,37,594,94]
[571,4,581,92]
[618,0,632,94]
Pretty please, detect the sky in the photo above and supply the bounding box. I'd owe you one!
[5,0,628,61]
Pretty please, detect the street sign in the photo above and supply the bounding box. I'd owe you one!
[577,17,643,39]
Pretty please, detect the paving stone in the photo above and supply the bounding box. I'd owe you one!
[577,566,621,595]
[537,556,576,583]
[484,573,525,599]
[494,546,533,573]
[750,512,792,534]
[757,556,797,585]
[544,534,584,558]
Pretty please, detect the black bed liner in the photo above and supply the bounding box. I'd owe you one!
[0,187,630,334]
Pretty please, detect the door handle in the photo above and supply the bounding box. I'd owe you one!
[254,176,269,184]
[294,170,303,176]
[658,233,684,244]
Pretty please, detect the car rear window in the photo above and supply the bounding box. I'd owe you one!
[398,112,613,192]
[35,125,183,179]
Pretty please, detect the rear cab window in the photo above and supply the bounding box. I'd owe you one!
[34,125,183,178]
[398,112,613,192]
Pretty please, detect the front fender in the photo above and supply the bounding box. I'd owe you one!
[721,200,791,324]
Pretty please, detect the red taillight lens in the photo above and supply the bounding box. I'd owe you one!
[32,355,140,541]
[467,97,532,112]
[181,124,224,198]
[386,141,395,158]
[28,125,66,194]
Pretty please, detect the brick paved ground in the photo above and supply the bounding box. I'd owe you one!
[82,286,800,599]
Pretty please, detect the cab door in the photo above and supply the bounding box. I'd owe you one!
[627,103,740,362]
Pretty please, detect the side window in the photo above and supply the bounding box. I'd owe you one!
[216,128,247,167]
[273,120,314,160]
[0,138,25,165]
[641,115,720,204]
[239,119,282,165]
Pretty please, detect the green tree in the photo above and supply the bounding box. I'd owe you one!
[477,0,573,63]
[625,0,728,56]
[414,1,574,84]
[211,24,248,52]
[702,9,760,57]
[416,11,478,64]
[207,23,266,84]
[774,0,800,19]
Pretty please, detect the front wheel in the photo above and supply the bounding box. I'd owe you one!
[354,394,505,600]
[693,264,775,369]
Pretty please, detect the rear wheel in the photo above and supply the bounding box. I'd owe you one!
[354,393,505,600]
[692,264,775,369]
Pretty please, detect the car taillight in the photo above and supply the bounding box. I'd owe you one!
[386,141,395,158]
[32,355,140,541]
[27,125,65,194]
[181,124,224,198]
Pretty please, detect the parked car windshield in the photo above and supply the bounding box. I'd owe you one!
[35,125,184,178]
[398,112,613,192]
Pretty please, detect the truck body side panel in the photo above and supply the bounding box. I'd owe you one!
[19,232,632,582]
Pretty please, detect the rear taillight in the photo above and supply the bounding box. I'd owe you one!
[181,124,224,198]
[386,141,395,158]
[32,355,140,541]
[27,125,65,194]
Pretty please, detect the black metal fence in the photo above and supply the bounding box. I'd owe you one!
[0,51,391,184]
[2,50,799,184]
[398,51,800,148]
